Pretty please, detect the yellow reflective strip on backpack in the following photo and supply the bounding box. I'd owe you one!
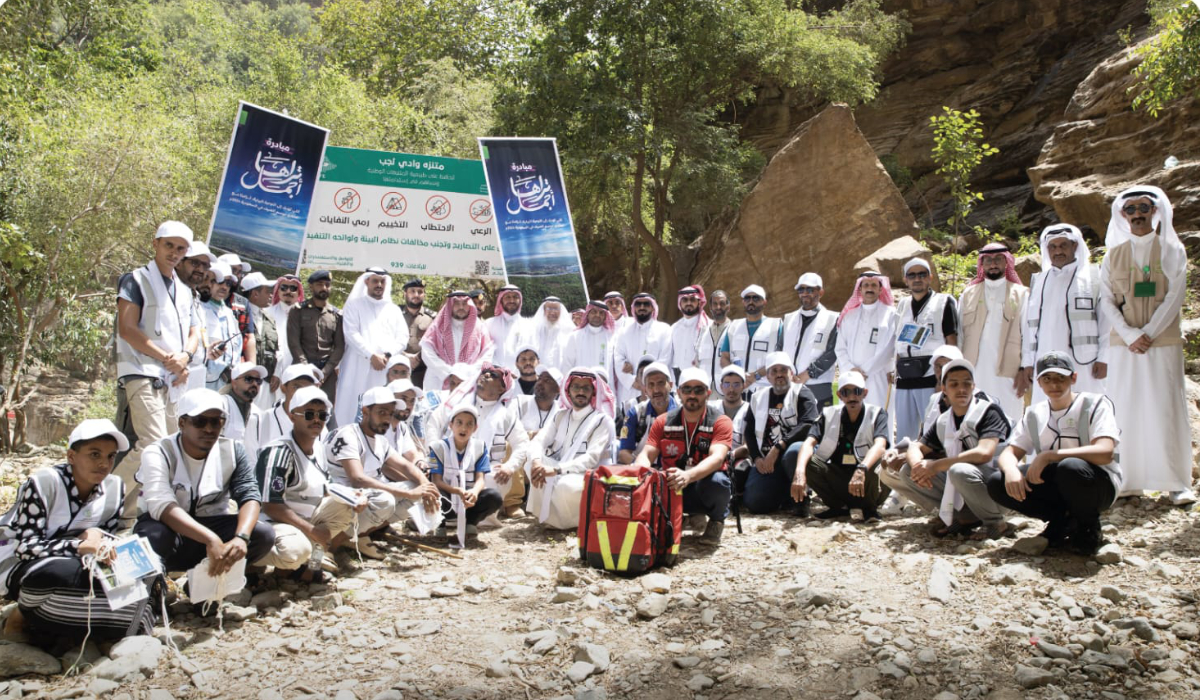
[616,521,638,571]
[671,543,680,554]
[599,476,640,486]
[595,521,615,570]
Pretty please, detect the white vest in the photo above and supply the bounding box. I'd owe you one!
[812,404,883,466]
[517,394,558,434]
[749,383,806,450]
[895,292,952,359]
[725,316,783,383]
[222,394,260,441]
[1026,264,1103,365]
[782,307,837,383]
[139,435,239,518]
[431,438,488,490]
[1023,393,1121,500]
[695,321,727,380]
[0,468,123,596]
[933,398,998,460]
[324,424,389,485]
[116,264,192,380]
[261,435,329,520]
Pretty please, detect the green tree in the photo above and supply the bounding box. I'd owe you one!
[929,106,999,295]
[498,0,907,311]
[1131,0,1200,116]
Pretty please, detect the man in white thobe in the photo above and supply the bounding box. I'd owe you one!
[604,291,633,333]
[1100,185,1194,504]
[780,273,839,409]
[958,243,1028,421]
[333,268,410,428]
[666,285,710,380]
[264,274,304,408]
[527,296,573,370]
[835,271,899,411]
[613,293,672,405]
[419,290,494,393]
[485,284,526,371]
[560,300,616,373]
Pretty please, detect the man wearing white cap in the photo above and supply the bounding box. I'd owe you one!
[617,362,678,464]
[958,243,1029,421]
[1100,186,1194,504]
[712,365,748,421]
[781,273,839,408]
[892,258,959,442]
[244,363,325,457]
[666,286,710,379]
[219,362,266,441]
[133,388,276,573]
[694,290,731,382]
[240,273,281,413]
[835,271,899,413]
[634,367,734,544]
[216,253,256,365]
[894,359,1011,539]
[719,285,783,392]
[178,240,216,292]
[791,371,890,521]
[517,366,562,438]
[197,261,243,391]
[1020,224,1109,403]
[613,293,672,405]
[325,386,440,556]
[386,378,423,458]
[115,221,203,526]
[253,386,361,580]
[178,240,219,394]
[741,352,820,515]
[334,267,410,428]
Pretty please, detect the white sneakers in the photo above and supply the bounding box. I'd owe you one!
[1169,489,1197,506]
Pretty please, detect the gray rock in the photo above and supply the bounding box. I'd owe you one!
[1036,640,1074,659]
[932,693,960,700]
[1149,560,1184,581]
[796,589,833,607]
[674,656,702,669]
[876,660,906,679]
[1094,544,1123,565]
[927,558,956,603]
[686,674,714,692]
[486,658,512,678]
[91,656,154,683]
[636,593,669,619]
[552,587,584,603]
[851,667,881,689]
[148,690,176,700]
[1012,536,1048,556]
[463,580,490,594]
[1014,664,1056,689]
[89,679,121,696]
[406,587,431,600]
[109,635,163,662]
[1099,585,1127,603]
[988,563,1038,585]
[258,689,286,700]
[574,643,610,672]
[333,690,357,700]
[1170,621,1198,639]
[1113,617,1160,642]
[566,661,595,683]
[250,590,286,609]
[526,630,558,655]
[393,619,441,637]
[430,586,461,598]
[575,688,607,700]
[310,592,344,611]
[501,584,538,598]
[223,605,257,622]
[640,573,672,594]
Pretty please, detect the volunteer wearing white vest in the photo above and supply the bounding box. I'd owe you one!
[958,243,1029,420]
[891,360,1011,538]
[791,372,890,521]
[219,362,266,442]
[617,362,678,464]
[245,363,325,458]
[986,352,1121,555]
[525,368,618,530]
[133,389,275,574]
[386,378,425,460]
[485,284,526,370]
[0,420,153,641]
[527,297,573,371]
[781,273,839,408]
[613,293,672,405]
[1100,186,1194,505]
[115,221,202,526]
[178,240,216,395]
[325,387,440,558]
[1020,224,1109,403]
[253,387,361,582]
[835,272,899,411]
[741,352,820,515]
[198,261,244,391]
[241,273,282,413]
[694,290,730,382]
[719,285,783,392]
[667,286,710,378]
[892,258,960,441]
[561,300,617,373]
[334,268,411,429]
[429,404,504,545]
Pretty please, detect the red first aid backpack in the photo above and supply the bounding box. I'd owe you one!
[578,464,682,575]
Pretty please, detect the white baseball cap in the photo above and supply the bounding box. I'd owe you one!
[903,258,932,275]
[719,365,747,381]
[794,273,823,290]
[385,354,412,371]
[231,362,268,381]
[155,221,194,243]
[450,404,480,422]
[239,272,272,292]
[931,345,964,364]
[642,362,672,382]
[741,284,767,300]
[361,386,397,409]
[210,261,233,284]
[387,378,416,394]
[218,253,251,272]
[289,385,332,411]
[68,418,129,452]
[764,351,793,370]
[941,358,976,378]
[281,363,323,384]
[176,388,227,418]
[839,371,866,390]
[677,367,710,389]
[185,240,217,263]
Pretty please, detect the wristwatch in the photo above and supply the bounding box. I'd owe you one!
[235,532,251,545]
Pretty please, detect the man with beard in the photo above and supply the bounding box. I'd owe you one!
[835,272,899,410]
[333,268,410,429]
[266,275,304,401]
[561,301,616,373]
[781,273,839,409]
[604,291,633,333]
[240,273,280,412]
[401,279,436,388]
[486,285,526,370]
[613,293,672,405]
[719,286,783,392]
[219,362,266,441]
[742,353,820,516]
[524,368,618,529]
[617,362,677,464]
[634,368,734,545]
[517,366,562,438]
[288,270,344,407]
[199,262,243,391]
[667,286,710,380]
[695,290,730,382]
[528,298,572,369]
[892,258,959,442]
[245,363,327,457]
[420,291,494,394]
[958,244,1028,421]
[513,344,541,395]
[216,253,256,364]
[178,240,216,392]
[385,378,426,461]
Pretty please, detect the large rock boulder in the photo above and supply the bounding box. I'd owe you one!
[853,236,940,291]
[692,105,919,311]
[1028,41,1200,237]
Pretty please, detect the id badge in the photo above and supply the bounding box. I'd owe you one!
[1134,281,1157,298]
[898,322,929,348]
[841,454,857,466]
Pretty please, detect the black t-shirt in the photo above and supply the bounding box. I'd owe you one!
[809,407,890,468]
[918,402,1010,456]
[898,294,959,390]
[518,377,537,395]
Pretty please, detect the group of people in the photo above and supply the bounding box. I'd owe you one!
[1,184,1192,649]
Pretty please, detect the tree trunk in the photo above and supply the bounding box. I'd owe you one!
[631,153,679,320]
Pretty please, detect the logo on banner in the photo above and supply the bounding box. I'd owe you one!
[470,199,493,224]
[506,170,555,215]
[334,187,361,213]
[426,195,451,220]
[240,150,304,198]
[381,192,407,217]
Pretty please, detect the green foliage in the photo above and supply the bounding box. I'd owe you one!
[932,251,976,298]
[1131,1,1200,116]
[879,154,913,189]
[72,380,118,427]
[929,107,999,237]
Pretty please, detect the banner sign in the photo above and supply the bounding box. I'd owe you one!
[478,137,589,311]
[207,102,328,276]
[301,147,505,280]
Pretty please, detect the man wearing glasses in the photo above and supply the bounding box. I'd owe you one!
[719,285,784,392]
[893,258,959,441]
[781,273,839,408]
[219,362,266,441]
[198,262,244,391]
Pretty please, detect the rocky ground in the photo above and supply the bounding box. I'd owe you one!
[1,451,1199,700]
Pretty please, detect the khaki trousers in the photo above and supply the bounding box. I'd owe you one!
[254,496,357,570]
[117,377,177,527]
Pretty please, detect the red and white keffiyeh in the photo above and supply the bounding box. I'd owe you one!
[427,292,493,364]
[559,366,619,420]
[838,272,895,326]
[968,243,1021,286]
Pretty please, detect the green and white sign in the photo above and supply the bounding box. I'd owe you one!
[301,146,505,280]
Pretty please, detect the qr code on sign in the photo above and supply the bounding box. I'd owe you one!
[474,260,489,275]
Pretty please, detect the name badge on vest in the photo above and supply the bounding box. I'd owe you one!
[813,332,824,343]
[1134,281,1156,298]
[869,328,878,344]
[842,454,857,466]
[898,323,930,348]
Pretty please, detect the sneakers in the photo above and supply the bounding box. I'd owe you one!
[503,505,527,519]
[686,513,708,533]
[814,507,850,520]
[1169,489,1197,506]
[699,519,725,545]
[879,493,904,516]
[353,537,386,560]
[790,499,811,518]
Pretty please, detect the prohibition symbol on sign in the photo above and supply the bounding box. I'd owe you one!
[426,195,451,220]
[469,199,493,224]
[381,192,407,217]
[334,187,361,213]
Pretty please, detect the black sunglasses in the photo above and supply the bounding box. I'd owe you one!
[905,271,930,279]
[1122,203,1152,215]
[838,387,864,397]
[187,415,226,430]
[240,375,263,385]
[279,284,300,292]
[291,409,329,422]
[678,385,707,395]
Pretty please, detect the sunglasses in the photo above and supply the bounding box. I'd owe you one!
[719,380,743,388]
[838,387,864,398]
[392,411,407,420]
[633,301,652,308]
[1122,203,1152,215]
[239,375,263,385]
[291,409,330,422]
[187,415,226,430]
[678,385,707,395]
[743,295,763,302]
[795,286,819,294]
[279,284,300,292]
[905,271,930,279]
